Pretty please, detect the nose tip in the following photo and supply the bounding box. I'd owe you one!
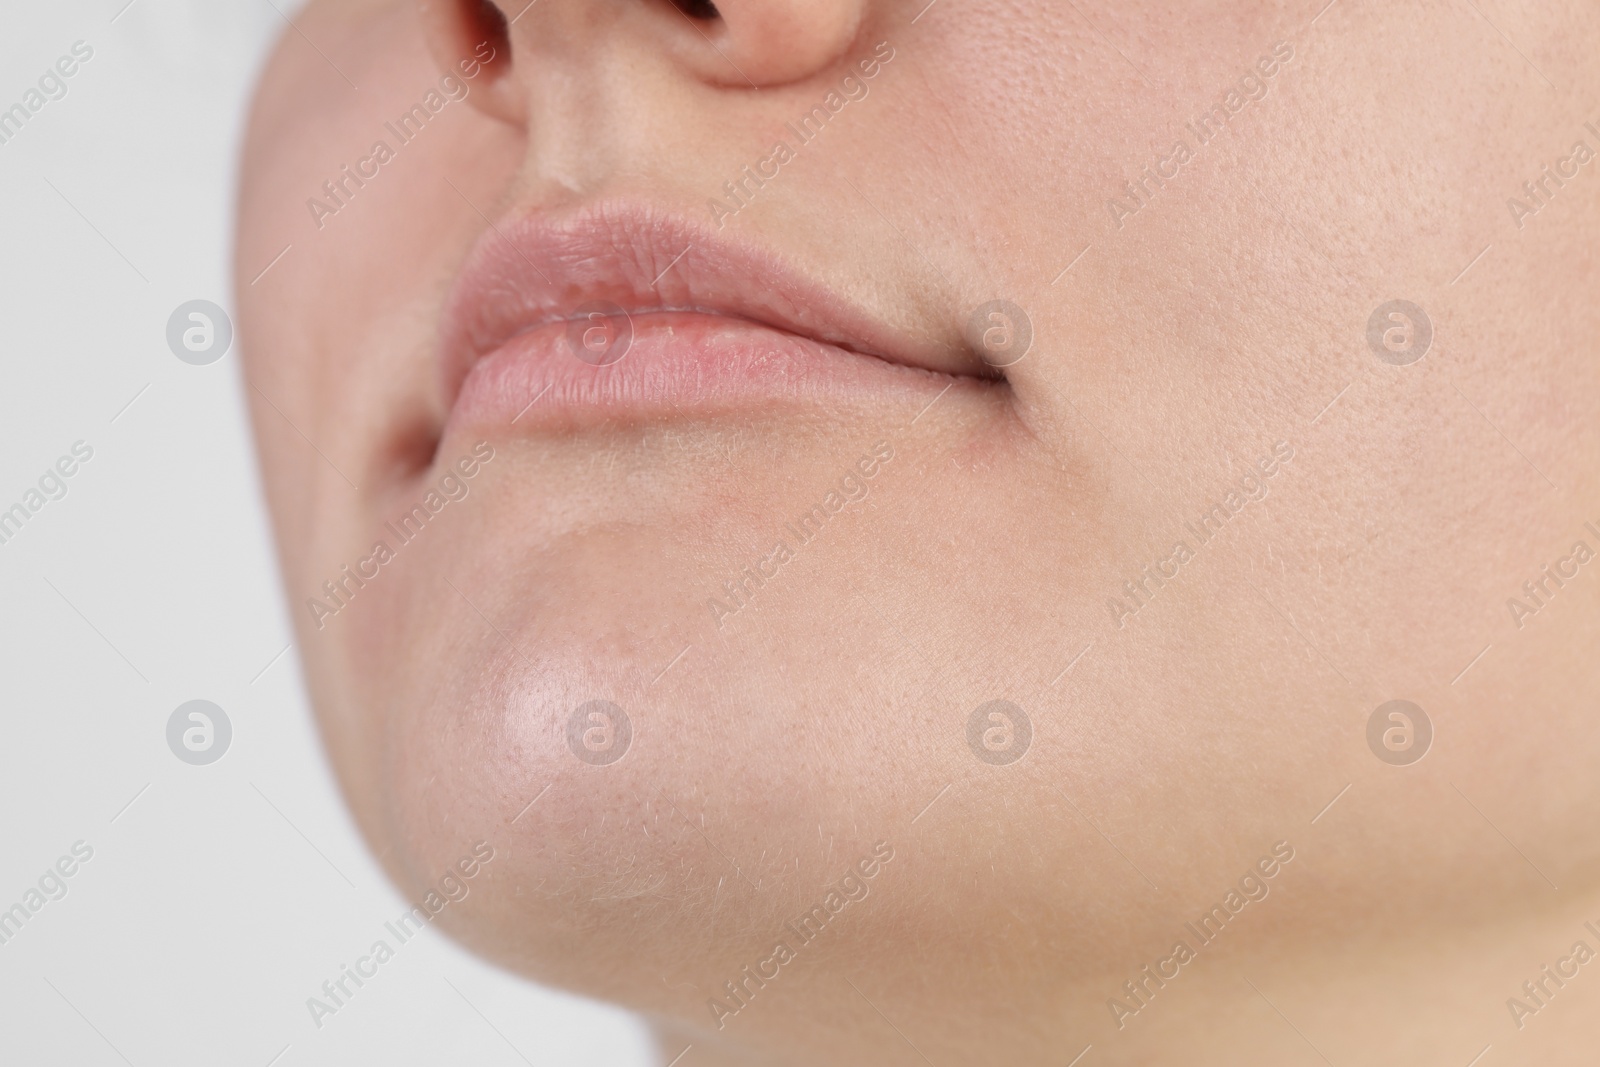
[697,0,864,87]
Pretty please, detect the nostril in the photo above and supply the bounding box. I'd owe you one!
[419,0,519,121]
[666,0,858,87]
[670,0,720,19]
[472,0,511,61]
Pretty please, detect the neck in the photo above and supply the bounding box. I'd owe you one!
[655,888,1600,1065]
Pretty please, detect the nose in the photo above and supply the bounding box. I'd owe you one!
[418,0,868,123]
[684,0,864,86]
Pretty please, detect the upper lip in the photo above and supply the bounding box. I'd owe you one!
[436,200,987,411]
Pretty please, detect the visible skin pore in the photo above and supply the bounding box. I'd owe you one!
[237,1,1600,1063]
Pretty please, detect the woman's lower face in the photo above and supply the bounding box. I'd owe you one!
[238,0,1600,1062]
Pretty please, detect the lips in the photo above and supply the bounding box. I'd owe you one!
[435,203,991,433]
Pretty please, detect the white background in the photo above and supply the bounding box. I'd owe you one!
[0,3,653,1064]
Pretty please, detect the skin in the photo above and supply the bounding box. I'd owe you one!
[237,0,1600,1063]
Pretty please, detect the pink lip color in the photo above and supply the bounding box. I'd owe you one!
[436,203,984,434]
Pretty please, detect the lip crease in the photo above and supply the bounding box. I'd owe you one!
[435,202,992,434]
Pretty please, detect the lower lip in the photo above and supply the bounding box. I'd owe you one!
[446,311,955,434]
